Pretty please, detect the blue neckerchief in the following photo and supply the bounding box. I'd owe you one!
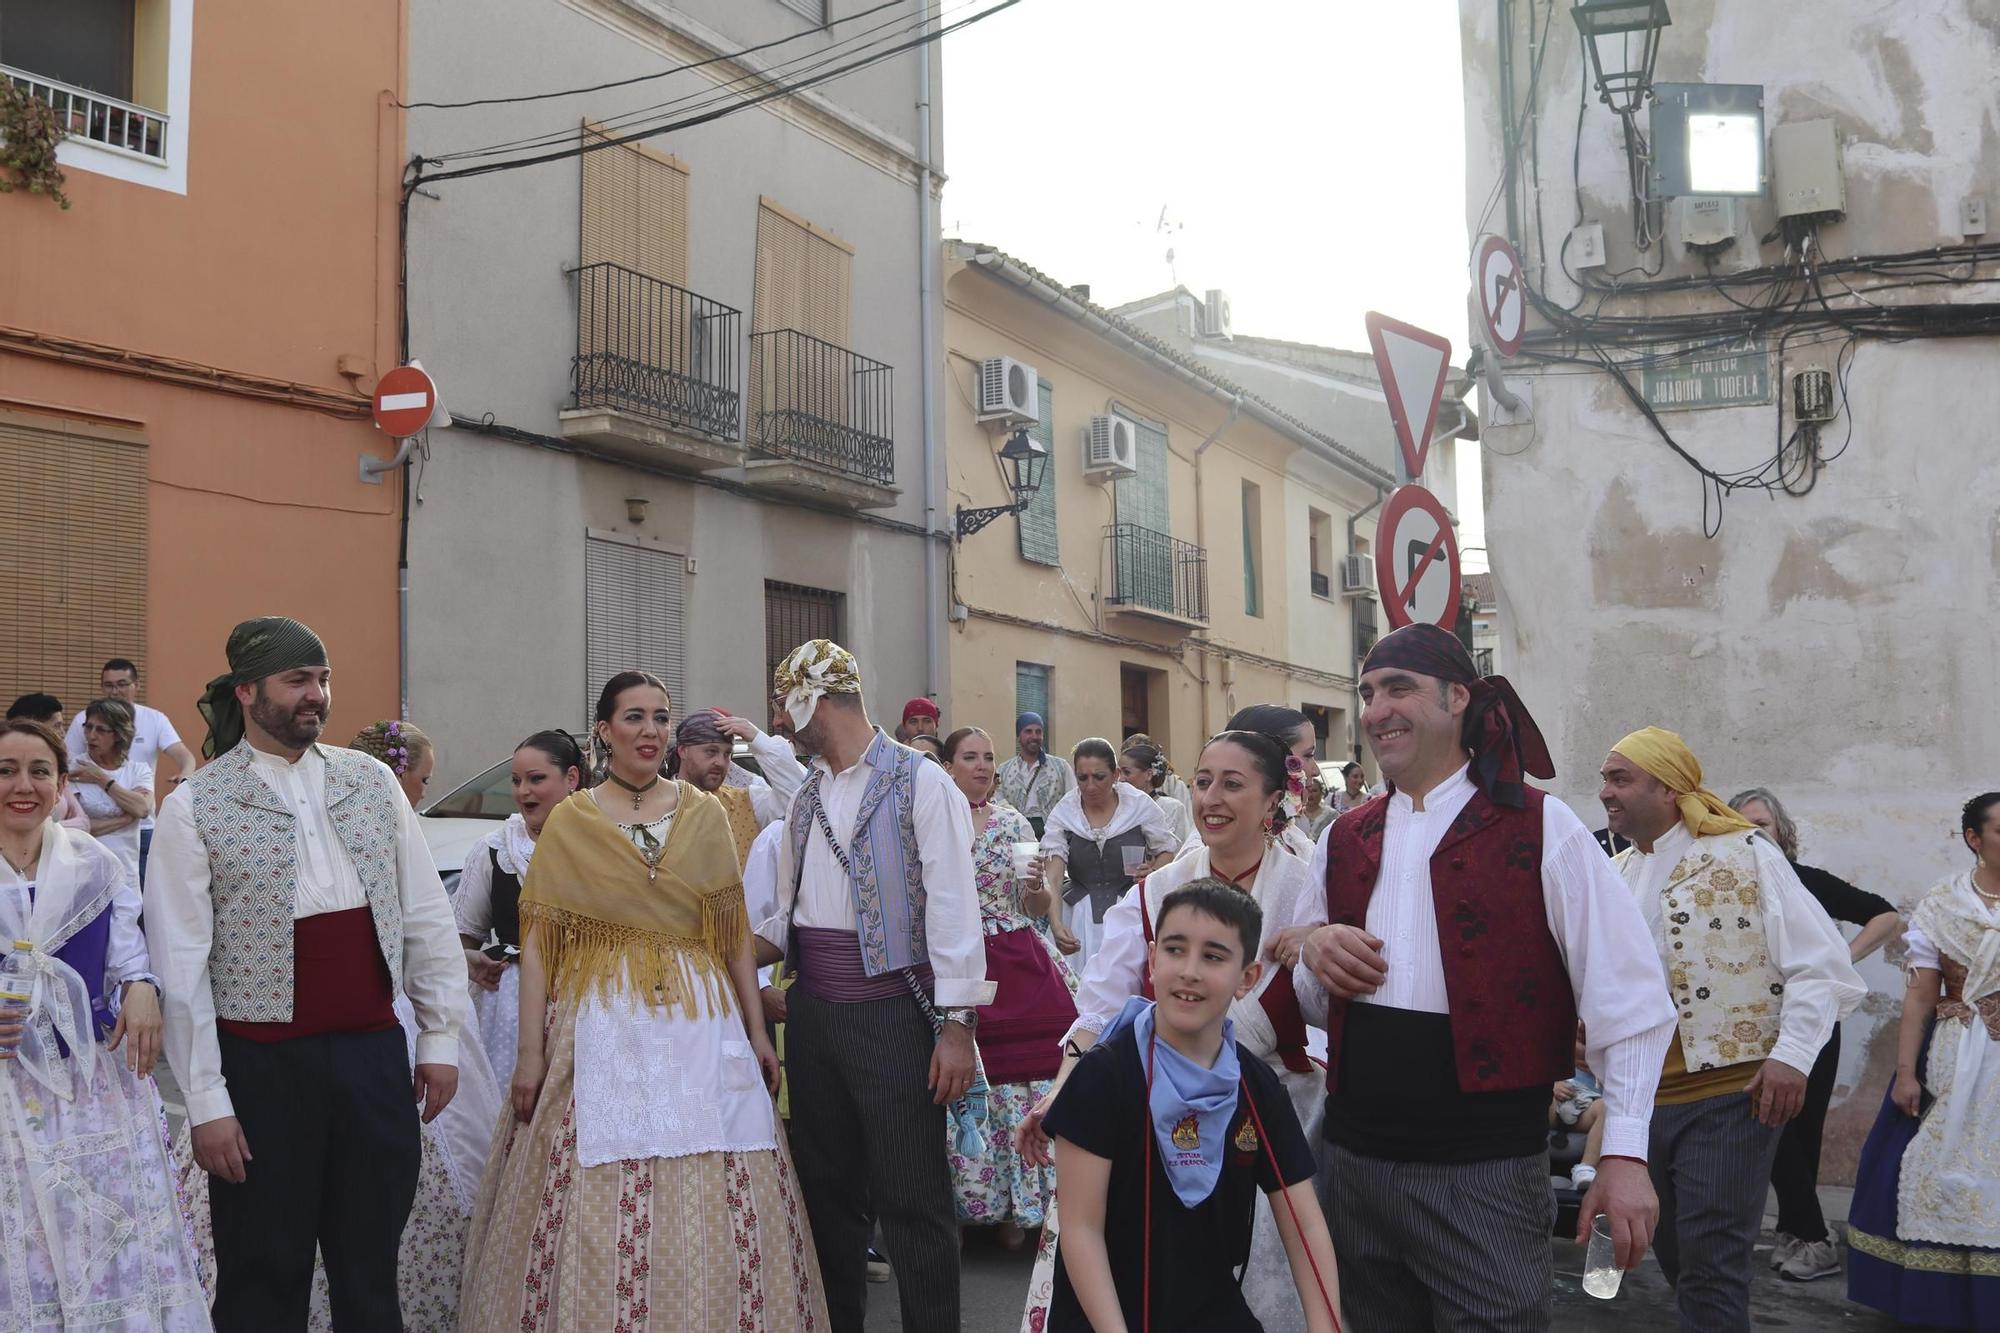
[1101,995,1240,1208]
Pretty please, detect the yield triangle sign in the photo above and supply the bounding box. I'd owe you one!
[1365,312,1453,479]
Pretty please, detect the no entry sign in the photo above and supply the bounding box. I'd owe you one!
[1475,234,1525,358]
[371,364,437,438]
[1364,312,1453,480]
[1374,484,1462,631]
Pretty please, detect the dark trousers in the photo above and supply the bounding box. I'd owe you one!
[1317,1140,1556,1332]
[785,987,959,1333]
[209,1027,420,1333]
[1649,1092,1784,1333]
[1769,1024,1840,1242]
[138,825,152,888]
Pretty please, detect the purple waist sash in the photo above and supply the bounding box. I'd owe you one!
[795,926,933,1003]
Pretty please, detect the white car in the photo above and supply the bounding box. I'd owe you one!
[417,743,767,890]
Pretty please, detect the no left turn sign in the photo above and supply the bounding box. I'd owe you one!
[1374,484,1462,631]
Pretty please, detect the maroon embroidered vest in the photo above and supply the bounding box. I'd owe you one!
[1321,788,1574,1094]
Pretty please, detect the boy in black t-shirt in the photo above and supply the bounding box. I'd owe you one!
[1044,880,1342,1332]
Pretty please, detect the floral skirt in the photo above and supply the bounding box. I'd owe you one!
[0,1057,207,1332]
[458,996,827,1332]
[950,1078,1056,1229]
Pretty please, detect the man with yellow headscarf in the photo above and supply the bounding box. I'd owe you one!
[1599,726,1864,1333]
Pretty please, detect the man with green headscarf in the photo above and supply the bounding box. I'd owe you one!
[1598,726,1864,1333]
[147,616,469,1330]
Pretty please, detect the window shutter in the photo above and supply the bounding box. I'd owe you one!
[583,535,687,728]
[1014,662,1050,738]
[1016,380,1059,565]
[1112,413,1172,608]
[0,413,148,709]
[753,199,852,343]
[580,122,689,287]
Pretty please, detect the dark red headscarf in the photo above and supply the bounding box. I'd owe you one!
[1361,623,1554,808]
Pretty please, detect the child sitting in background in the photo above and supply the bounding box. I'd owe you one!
[1043,880,1342,1332]
[1551,1066,1606,1192]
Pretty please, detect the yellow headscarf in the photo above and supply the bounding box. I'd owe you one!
[1611,727,1757,838]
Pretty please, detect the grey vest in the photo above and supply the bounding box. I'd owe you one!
[187,743,406,1021]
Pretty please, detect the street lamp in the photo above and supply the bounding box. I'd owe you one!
[955,428,1049,539]
[1571,0,1669,116]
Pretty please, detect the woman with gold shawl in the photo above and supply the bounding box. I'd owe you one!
[459,672,826,1330]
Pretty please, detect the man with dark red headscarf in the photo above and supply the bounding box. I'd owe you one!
[1288,623,1678,1332]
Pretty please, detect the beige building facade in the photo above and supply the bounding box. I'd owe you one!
[942,244,1395,777]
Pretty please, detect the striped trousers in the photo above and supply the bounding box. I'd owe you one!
[786,986,959,1333]
[1648,1092,1783,1333]
[1318,1141,1556,1332]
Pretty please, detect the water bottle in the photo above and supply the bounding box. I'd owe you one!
[0,939,30,1057]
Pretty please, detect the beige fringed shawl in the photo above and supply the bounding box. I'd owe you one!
[520,785,747,1016]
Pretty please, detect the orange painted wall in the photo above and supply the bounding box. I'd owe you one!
[0,2,408,748]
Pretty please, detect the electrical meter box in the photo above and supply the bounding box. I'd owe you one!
[1773,119,1845,218]
[1679,197,1736,249]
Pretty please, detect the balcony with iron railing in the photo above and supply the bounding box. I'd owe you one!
[745,328,897,508]
[558,262,745,472]
[3,65,168,163]
[1103,523,1209,627]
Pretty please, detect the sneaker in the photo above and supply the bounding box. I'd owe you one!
[865,1249,891,1283]
[1768,1232,1802,1271]
[1779,1238,1842,1281]
[1568,1163,1597,1191]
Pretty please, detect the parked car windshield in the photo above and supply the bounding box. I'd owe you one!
[421,745,766,819]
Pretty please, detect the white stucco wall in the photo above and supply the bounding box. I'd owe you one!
[402,0,940,784]
[1460,0,2000,1177]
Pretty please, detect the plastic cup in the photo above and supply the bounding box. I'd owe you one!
[1011,842,1040,882]
[1581,1215,1622,1299]
[1121,845,1146,875]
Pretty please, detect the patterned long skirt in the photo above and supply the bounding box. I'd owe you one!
[458,995,826,1332]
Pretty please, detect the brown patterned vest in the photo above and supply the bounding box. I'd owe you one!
[1323,787,1576,1094]
[715,783,761,869]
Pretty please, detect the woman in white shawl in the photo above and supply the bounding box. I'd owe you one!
[455,729,585,1090]
[1017,728,1327,1333]
[1039,738,1178,965]
[0,718,208,1330]
[1848,791,2000,1327]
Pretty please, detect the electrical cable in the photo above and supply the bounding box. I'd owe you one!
[409,0,1019,185]
[399,0,911,109]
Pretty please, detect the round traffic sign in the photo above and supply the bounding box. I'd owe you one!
[1475,234,1525,358]
[371,364,437,438]
[1374,484,1462,631]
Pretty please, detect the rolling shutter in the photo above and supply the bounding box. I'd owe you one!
[583,533,687,727]
[580,121,689,286]
[752,198,852,343]
[0,411,147,710]
[1015,379,1058,565]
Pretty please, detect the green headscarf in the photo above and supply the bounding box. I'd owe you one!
[197,616,329,758]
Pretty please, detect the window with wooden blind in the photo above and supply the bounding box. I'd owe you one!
[580,121,690,287]
[583,531,687,729]
[752,197,852,344]
[1014,662,1050,740]
[0,410,148,711]
[1015,380,1058,565]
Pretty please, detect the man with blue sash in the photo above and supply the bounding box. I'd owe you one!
[754,640,992,1333]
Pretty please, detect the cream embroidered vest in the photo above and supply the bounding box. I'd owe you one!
[187,743,407,1021]
[1626,832,1787,1072]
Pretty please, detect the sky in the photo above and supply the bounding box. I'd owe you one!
[941,0,1487,566]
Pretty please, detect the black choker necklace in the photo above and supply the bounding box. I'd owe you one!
[604,770,662,809]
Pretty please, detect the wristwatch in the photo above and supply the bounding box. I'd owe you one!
[941,1007,978,1031]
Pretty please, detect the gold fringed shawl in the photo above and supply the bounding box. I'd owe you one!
[519,786,748,1017]
[714,783,762,869]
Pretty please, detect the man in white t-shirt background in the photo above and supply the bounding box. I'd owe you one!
[65,656,198,884]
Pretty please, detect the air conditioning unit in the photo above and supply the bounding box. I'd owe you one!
[1340,553,1375,596]
[1082,415,1138,480]
[977,356,1039,426]
[1202,288,1233,339]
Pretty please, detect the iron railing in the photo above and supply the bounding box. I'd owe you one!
[1473,647,1494,676]
[3,65,168,162]
[1104,523,1209,623]
[750,329,895,487]
[569,262,741,440]
[1353,597,1379,657]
